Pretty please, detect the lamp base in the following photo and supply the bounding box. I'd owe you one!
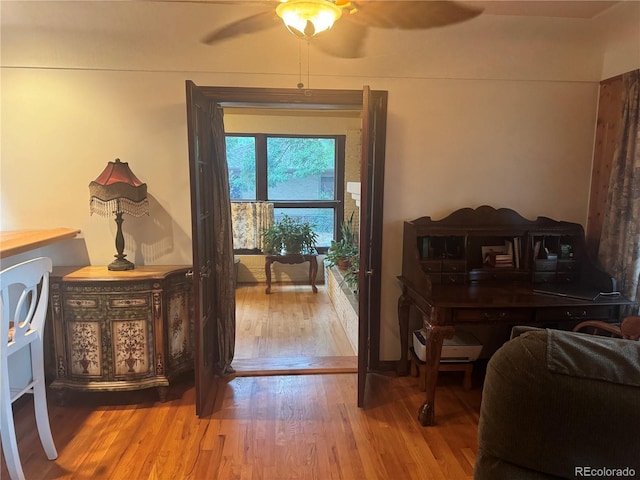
[108,257,135,271]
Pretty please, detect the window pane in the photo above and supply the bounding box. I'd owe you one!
[226,136,256,200]
[267,137,335,200]
[275,208,334,248]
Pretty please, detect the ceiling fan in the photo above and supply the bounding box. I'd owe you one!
[201,0,483,58]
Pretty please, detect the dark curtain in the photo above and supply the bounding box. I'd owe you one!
[210,103,236,374]
[598,69,640,305]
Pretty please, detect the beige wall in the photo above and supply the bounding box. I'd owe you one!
[596,1,640,80]
[1,0,639,360]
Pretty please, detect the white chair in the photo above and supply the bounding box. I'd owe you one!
[1,257,58,480]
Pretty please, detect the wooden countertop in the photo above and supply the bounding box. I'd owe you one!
[0,228,81,259]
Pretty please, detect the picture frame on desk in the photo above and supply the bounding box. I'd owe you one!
[481,245,508,264]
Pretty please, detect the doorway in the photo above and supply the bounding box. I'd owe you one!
[186,84,387,411]
[224,106,362,374]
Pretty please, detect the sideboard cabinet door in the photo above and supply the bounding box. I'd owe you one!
[164,271,194,377]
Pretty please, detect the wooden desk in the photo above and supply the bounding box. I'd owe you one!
[397,277,634,426]
[398,206,635,426]
[265,254,318,294]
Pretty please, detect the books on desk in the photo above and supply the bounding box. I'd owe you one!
[482,238,522,269]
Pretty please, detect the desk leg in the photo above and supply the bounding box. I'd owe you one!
[418,323,454,426]
[265,258,272,294]
[309,257,318,293]
[397,293,412,376]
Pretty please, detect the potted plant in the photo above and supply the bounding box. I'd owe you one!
[261,214,318,255]
[325,212,358,270]
[343,255,360,294]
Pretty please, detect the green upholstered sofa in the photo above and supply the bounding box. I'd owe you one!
[474,328,640,480]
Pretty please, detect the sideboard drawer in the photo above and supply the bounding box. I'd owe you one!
[63,295,100,311]
[536,305,613,322]
[109,295,149,309]
[453,308,533,323]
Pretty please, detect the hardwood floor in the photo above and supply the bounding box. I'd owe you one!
[233,284,357,374]
[2,282,484,479]
[2,372,482,479]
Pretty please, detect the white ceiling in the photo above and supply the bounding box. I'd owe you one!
[467,1,620,18]
[151,0,622,19]
[1,0,635,78]
[0,1,626,33]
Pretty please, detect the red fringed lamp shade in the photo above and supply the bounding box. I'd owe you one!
[89,158,148,271]
[89,158,149,218]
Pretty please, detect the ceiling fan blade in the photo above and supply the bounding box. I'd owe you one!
[201,10,280,45]
[350,0,483,29]
[311,18,369,58]
[198,0,483,57]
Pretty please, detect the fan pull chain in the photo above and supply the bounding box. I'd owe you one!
[306,41,311,90]
[296,40,312,91]
[297,40,304,89]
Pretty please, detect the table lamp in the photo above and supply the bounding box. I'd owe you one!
[89,158,149,271]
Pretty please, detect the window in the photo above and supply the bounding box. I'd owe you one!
[227,134,345,251]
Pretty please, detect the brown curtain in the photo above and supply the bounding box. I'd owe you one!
[210,104,236,374]
[598,69,640,304]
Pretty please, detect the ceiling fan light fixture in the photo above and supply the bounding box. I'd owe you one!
[276,0,342,39]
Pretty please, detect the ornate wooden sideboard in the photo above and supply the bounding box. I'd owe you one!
[48,265,193,403]
[397,206,635,426]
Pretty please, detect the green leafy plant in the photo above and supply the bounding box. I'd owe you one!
[325,212,358,270]
[261,215,318,255]
[343,255,360,294]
